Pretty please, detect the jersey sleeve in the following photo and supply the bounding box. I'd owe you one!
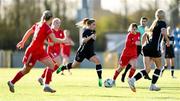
[46,25,53,35]
[82,30,88,38]
[161,21,167,28]
[31,24,36,31]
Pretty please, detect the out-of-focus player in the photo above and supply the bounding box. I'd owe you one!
[8,10,67,93]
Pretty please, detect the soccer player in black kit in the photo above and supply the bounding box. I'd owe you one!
[56,19,103,87]
[128,9,170,92]
[161,26,176,78]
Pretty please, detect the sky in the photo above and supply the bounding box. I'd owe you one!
[101,0,173,14]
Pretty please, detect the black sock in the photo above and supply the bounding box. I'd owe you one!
[96,64,102,79]
[162,66,167,73]
[123,64,131,76]
[67,63,72,70]
[134,69,148,81]
[152,69,161,84]
[171,66,174,77]
[61,65,67,71]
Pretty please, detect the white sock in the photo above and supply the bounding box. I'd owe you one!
[44,84,49,88]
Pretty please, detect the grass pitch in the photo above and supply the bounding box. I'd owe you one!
[0,68,180,101]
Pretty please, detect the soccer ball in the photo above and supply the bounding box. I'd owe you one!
[104,78,113,88]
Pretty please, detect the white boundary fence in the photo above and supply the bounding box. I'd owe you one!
[0,50,180,69]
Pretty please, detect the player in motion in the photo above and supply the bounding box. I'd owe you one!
[38,18,66,85]
[121,17,152,82]
[112,23,140,85]
[61,30,74,75]
[56,19,103,87]
[7,10,66,93]
[161,26,176,78]
[128,9,170,92]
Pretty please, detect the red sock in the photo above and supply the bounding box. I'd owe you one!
[41,68,47,78]
[113,70,120,80]
[128,68,136,78]
[11,71,24,84]
[45,68,53,84]
[53,65,59,72]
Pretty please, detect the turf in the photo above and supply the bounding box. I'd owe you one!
[0,68,180,101]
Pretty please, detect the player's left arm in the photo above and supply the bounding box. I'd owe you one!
[49,33,68,44]
[16,27,34,49]
[162,28,170,47]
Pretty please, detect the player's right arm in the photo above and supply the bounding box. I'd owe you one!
[82,34,95,43]
[49,33,67,44]
[16,27,34,49]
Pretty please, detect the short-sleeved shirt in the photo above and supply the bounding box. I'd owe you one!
[47,28,64,58]
[143,20,167,57]
[77,29,95,53]
[138,25,145,44]
[148,20,166,51]
[23,22,53,66]
[121,32,140,58]
[119,32,140,66]
[164,36,175,58]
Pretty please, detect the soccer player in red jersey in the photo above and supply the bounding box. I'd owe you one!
[38,18,66,85]
[7,10,66,93]
[61,30,74,75]
[112,23,140,86]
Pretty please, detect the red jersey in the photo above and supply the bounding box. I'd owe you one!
[47,29,65,55]
[121,32,140,57]
[61,36,72,57]
[23,22,53,66]
[28,22,52,51]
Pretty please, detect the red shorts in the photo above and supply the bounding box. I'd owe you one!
[48,50,60,59]
[23,47,49,67]
[61,46,71,58]
[119,55,137,67]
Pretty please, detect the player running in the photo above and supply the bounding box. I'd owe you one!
[61,30,74,75]
[7,10,66,93]
[112,23,140,86]
[56,19,103,87]
[161,26,176,78]
[38,18,65,85]
[128,9,170,92]
[121,17,152,82]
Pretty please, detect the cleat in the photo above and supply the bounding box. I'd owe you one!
[121,73,125,82]
[98,79,103,87]
[38,78,44,85]
[43,86,56,93]
[7,81,15,93]
[144,75,152,80]
[56,65,66,74]
[128,78,136,92]
[149,84,160,91]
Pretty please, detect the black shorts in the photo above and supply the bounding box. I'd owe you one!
[165,48,175,58]
[142,45,161,58]
[137,45,142,56]
[75,50,96,62]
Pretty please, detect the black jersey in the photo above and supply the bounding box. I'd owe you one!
[164,36,175,58]
[78,29,95,52]
[147,21,166,51]
[143,20,167,57]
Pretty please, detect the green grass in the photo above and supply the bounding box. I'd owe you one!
[0,68,180,101]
